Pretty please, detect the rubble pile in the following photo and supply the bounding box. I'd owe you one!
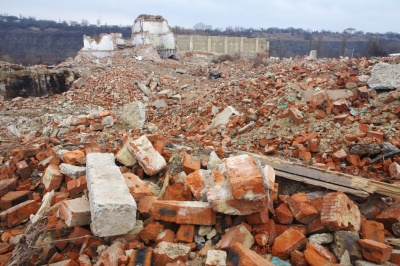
[0,50,399,265]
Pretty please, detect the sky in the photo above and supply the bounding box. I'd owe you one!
[2,0,399,33]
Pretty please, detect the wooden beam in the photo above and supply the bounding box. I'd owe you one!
[236,150,400,198]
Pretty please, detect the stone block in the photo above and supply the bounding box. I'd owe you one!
[271,227,307,260]
[321,191,361,231]
[152,200,216,225]
[152,241,190,266]
[358,239,393,264]
[42,164,64,191]
[128,135,167,176]
[304,242,337,266]
[86,153,137,237]
[58,197,91,227]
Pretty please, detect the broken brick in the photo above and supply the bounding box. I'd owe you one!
[361,220,385,243]
[176,224,195,243]
[0,199,40,227]
[359,238,393,264]
[271,227,307,260]
[182,153,200,174]
[216,224,254,251]
[227,242,274,266]
[304,242,337,266]
[0,190,32,211]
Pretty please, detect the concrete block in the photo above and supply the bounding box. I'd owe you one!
[86,153,137,237]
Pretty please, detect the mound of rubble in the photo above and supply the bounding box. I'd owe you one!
[0,50,400,265]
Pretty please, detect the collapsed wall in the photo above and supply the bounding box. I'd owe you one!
[131,14,177,59]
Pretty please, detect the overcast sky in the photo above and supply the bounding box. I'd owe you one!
[3,0,399,33]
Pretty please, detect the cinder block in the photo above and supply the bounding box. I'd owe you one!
[86,153,137,237]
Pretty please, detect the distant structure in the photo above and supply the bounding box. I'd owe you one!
[131,15,177,59]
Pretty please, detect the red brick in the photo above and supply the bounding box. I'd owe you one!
[62,150,86,165]
[359,239,393,264]
[389,162,400,179]
[321,191,361,231]
[290,250,308,266]
[156,229,176,244]
[384,91,399,104]
[225,154,266,200]
[305,242,337,266]
[123,173,153,202]
[333,98,349,112]
[271,227,307,260]
[246,208,269,225]
[68,226,91,246]
[227,242,274,266]
[42,164,64,191]
[361,220,385,243]
[217,224,254,251]
[185,170,224,201]
[0,190,32,211]
[95,241,125,266]
[163,182,194,201]
[289,107,304,125]
[275,224,307,237]
[138,195,158,218]
[275,203,293,225]
[391,250,400,265]
[152,200,216,225]
[309,91,329,110]
[315,109,327,119]
[66,175,87,198]
[375,203,400,230]
[0,252,12,265]
[286,197,319,225]
[182,153,200,174]
[367,130,384,140]
[80,236,106,259]
[176,224,195,243]
[129,247,153,266]
[15,160,32,180]
[0,243,14,255]
[139,222,165,244]
[35,147,56,162]
[334,113,349,123]
[0,199,40,227]
[58,197,91,227]
[0,179,18,198]
[357,86,369,98]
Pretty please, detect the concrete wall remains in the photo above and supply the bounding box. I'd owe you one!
[176,35,269,58]
[82,33,125,58]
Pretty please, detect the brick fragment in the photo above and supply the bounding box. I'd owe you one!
[152,241,190,266]
[0,178,17,198]
[123,173,153,202]
[156,229,176,244]
[0,190,32,211]
[62,150,86,165]
[182,153,200,174]
[275,203,293,224]
[321,191,361,231]
[115,137,137,167]
[361,220,385,243]
[271,227,307,260]
[246,207,269,225]
[375,203,400,230]
[289,107,305,125]
[286,197,319,225]
[137,195,157,218]
[331,231,362,261]
[152,200,216,225]
[128,135,167,175]
[16,160,32,179]
[94,241,125,266]
[185,170,223,201]
[290,250,308,266]
[389,162,400,179]
[217,224,255,251]
[358,239,393,264]
[163,182,194,201]
[0,199,40,227]
[129,247,153,266]
[390,249,400,265]
[227,242,274,266]
[42,164,64,191]
[48,259,79,266]
[304,242,337,266]
[224,154,266,200]
[176,224,195,243]
[58,197,91,227]
[66,175,87,198]
[139,222,164,244]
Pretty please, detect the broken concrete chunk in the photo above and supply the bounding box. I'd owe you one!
[153,241,190,266]
[350,142,381,155]
[86,153,137,237]
[136,81,154,98]
[118,101,146,129]
[331,231,362,261]
[128,135,167,176]
[368,62,400,90]
[209,106,241,128]
[59,163,86,179]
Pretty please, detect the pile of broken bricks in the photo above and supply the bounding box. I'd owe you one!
[1,129,400,265]
[0,52,400,265]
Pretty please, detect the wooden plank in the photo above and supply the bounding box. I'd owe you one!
[236,150,400,198]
